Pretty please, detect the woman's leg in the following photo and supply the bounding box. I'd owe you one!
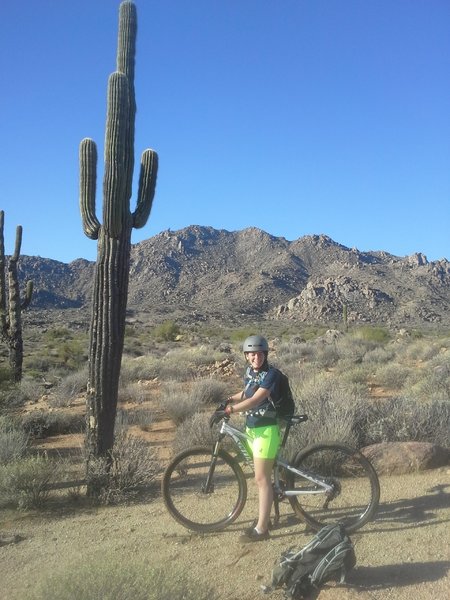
[253,457,275,533]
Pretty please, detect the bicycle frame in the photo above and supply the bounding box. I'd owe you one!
[216,419,335,497]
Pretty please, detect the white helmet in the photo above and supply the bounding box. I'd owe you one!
[242,335,269,353]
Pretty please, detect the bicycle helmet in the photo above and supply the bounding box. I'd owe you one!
[242,334,269,353]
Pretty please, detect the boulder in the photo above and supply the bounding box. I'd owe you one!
[361,441,450,475]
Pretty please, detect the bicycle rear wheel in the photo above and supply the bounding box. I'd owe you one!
[161,446,247,532]
[286,442,380,533]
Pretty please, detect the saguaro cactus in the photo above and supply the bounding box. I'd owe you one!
[79,1,158,479]
[0,211,34,383]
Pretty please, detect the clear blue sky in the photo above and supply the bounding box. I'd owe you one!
[1,0,449,263]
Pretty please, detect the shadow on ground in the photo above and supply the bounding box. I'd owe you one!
[348,560,450,590]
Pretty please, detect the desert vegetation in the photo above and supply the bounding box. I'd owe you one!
[0,321,449,513]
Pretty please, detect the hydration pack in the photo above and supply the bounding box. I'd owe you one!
[272,368,295,417]
[271,523,356,599]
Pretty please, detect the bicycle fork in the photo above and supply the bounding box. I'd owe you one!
[202,441,221,494]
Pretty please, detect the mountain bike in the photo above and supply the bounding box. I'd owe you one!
[161,411,380,534]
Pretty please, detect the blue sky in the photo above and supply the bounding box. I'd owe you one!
[1,0,449,263]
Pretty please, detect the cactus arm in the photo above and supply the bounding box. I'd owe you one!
[21,281,33,310]
[80,138,100,240]
[132,149,158,229]
[103,72,130,238]
[12,225,22,260]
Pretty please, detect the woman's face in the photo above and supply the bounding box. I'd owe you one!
[246,351,265,371]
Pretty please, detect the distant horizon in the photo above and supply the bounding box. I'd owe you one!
[15,224,449,265]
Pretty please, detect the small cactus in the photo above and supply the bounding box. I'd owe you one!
[0,210,33,382]
[79,1,158,479]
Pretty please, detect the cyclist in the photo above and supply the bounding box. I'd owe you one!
[224,334,281,542]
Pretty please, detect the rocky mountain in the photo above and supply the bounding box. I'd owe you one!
[18,225,450,328]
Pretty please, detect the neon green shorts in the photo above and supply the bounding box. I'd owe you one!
[246,424,281,459]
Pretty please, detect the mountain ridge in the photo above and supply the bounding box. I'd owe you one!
[17,225,450,327]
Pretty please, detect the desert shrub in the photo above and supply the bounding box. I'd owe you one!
[44,327,72,341]
[190,377,228,405]
[49,367,88,407]
[311,343,341,369]
[334,335,378,363]
[172,412,216,454]
[229,328,257,344]
[356,397,450,447]
[0,417,28,463]
[161,381,197,425]
[275,341,316,364]
[21,410,85,438]
[157,345,226,382]
[0,376,45,408]
[120,355,161,385]
[399,338,441,362]
[361,344,396,365]
[158,350,194,381]
[338,364,371,389]
[352,326,390,344]
[373,363,414,390]
[0,454,65,509]
[125,407,153,430]
[87,432,161,505]
[29,559,217,600]
[153,320,180,341]
[402,362,450,402]
[118,382,148,404]
[286,373,363,455]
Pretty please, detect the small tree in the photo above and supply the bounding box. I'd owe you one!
[0,211,33,382]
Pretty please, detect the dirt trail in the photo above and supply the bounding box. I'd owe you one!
[1,465,449,600]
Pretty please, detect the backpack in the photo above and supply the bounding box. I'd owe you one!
[271,523,356,599]
[272,368,295,417]
[244,366,295,419]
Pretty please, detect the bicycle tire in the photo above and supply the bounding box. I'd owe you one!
[286,442,380,533]
[161,446,247,533]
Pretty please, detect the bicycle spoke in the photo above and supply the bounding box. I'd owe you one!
[162,447,247,532]
[287,443,379,532]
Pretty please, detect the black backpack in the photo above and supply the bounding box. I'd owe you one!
[271,523,356,599]
[271,368,295,417]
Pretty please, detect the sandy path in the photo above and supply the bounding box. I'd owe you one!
[1,466,449,600]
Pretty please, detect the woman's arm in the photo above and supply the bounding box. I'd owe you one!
[226,387,270,414]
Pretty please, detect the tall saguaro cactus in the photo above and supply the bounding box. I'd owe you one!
[79,1,158,480]
[0,211,34,383]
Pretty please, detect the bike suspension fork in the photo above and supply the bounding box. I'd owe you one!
[203,441,221,494]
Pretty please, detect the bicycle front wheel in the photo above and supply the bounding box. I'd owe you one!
[287,442,380,533]
[161,446,247,533]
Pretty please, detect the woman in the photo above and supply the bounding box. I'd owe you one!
[224,334,281,542]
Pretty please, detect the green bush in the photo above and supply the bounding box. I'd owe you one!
[190,378,228,405]
[0,454,63,509]
[374,363,413,389]
[0,417,28,463]
[286,373,363,454]
[356,397,450,447]
[29,559,217,600]
[21,410,85,438]
[162,382,197,425]
[153,320,180,341]
[352,326,390,344]
[120,355,161,385]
